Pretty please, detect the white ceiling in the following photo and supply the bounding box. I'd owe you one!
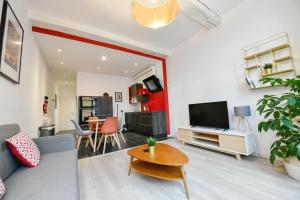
[34,32,160,77]
[27,0,244,55]
[29,0,243,78]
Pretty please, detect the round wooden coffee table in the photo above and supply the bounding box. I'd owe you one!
[127,143,189,199]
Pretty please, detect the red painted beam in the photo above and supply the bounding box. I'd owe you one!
[162,59,170,135]
[32,25,171,135]
[32,26,165,61]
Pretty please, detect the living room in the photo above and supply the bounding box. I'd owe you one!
[32,29,169,157]
[0,0,300,200]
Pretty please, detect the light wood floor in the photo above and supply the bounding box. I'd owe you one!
[78,139,300,200]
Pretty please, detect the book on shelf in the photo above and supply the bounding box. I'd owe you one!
[245,77,256,88]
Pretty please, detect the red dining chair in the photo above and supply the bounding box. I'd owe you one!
[88,116,103,132]
[96,117,121,154]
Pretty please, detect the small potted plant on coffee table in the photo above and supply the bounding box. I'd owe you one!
[146,137,156,154]
[263,63,273,75]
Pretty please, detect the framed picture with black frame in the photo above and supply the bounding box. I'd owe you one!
[0,0,24,84]
[115,92,122,102]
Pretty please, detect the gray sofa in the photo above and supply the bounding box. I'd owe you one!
[0,124,79,200]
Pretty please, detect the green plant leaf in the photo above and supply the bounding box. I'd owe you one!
[273,111,280,119]
[287,96,296,106]
[297,144,300,161]
[274,119,280,130]
[264,110,273,118]
[270,151,276,165]
[262,122,269,132]
[282,118,294,129]
[287,142,297,157]
[258,122,263,132]
[276,150,285,158]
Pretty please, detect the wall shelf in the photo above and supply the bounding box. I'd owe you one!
[245,65,259,70]
[248,84,285,90]
[274,56,292,63]
[242,32,296,90]
[260,69,294,77]
[243,43,289,60]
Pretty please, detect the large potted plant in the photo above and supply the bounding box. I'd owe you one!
[257,76,300,180]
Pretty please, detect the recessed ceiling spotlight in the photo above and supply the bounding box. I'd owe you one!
[97,66,100,70]
[101,56,107,61]
[60,62,64,65]
[124,70,128,74]
[134,62,138,66]
[58,49,62,53]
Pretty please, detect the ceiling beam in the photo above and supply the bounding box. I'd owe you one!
[32,26,165,61]
[28,10,172,57]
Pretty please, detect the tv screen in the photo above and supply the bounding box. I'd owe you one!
[189,101,229,129]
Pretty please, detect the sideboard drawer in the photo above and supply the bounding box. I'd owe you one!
[178,129,193,141]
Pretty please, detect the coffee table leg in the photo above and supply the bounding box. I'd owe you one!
[128,156,133,176]
[181,166,189,199]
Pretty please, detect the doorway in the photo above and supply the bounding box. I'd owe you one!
[57,83,77,131]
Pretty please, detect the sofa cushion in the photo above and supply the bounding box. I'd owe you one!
[3,149,79,200]
[0,124,20,180]
[0,178,5,199]
[6,132,40,167]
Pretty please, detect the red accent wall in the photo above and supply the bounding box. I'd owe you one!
[141,91,166,112]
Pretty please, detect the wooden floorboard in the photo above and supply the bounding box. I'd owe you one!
[78,139,300,200]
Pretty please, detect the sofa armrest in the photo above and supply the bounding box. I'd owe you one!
[33,134,76,155]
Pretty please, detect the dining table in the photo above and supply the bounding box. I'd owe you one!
[85,118,105,152]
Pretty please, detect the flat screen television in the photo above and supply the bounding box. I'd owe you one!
[189,101,229,129]
[143,75,163,93]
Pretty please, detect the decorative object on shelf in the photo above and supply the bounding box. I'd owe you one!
[257,76,300,180]
[234,106,251,131]
[263,63,273,75]
[0,1,24,84]
[242,32,296,90]
[131,0,180,29]
[146,136,156,154]
[245,77,255,88]
[129,83,143,104]
[115,92,122,102]
[142,104,150,112]
[103,92,109,97]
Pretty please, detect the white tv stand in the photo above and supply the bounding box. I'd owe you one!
[177,126,256,160]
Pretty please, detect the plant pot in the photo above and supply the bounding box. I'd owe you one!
[265,68,273,74]
[149,146,155,154]
[284,157,300,181]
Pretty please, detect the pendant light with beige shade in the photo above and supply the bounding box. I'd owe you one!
[131,0,180,29]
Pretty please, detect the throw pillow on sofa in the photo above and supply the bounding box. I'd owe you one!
[0,178,5,199]
[6,132,40,167]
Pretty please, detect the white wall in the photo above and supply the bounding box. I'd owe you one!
[77,72,135,120]
[0,0,54,137]
[167,0,300,157]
